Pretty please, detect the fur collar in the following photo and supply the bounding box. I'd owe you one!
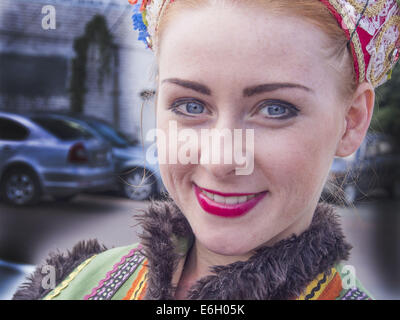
[12,239,108,300]
[137,198,352,300]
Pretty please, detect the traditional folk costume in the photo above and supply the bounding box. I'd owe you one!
[13,0,400,300]
[14,199,372,300]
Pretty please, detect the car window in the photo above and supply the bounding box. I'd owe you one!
[87,120,131,147]
[0,117,29,141]
[30,117,94,140]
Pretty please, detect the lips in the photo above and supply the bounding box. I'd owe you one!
[193,183,267,218]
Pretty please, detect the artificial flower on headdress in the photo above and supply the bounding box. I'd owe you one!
[129,0,171,49]
[130,0,151,47]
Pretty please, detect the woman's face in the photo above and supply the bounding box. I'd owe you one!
[156,4,348,256]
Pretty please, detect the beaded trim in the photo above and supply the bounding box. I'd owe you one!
[43,254,97,300]
[84,245,145,300]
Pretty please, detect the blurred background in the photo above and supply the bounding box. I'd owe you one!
[0,0,399,300]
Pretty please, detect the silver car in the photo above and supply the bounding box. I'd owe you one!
[0,111,114,206]
[50,113,166,201]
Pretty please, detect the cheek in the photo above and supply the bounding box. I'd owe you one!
[257,119,339,201]
[156,109,176,195]
[156,112,197,202]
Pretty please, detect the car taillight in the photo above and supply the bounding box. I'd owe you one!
[68,142,88,163]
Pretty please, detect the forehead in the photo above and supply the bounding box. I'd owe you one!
[158,5,332,91]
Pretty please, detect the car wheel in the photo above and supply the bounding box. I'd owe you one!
[343,184,358,205]
[120,168,156,201]
[0,168,41,206]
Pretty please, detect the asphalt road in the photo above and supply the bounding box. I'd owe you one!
[0,193,148,265]
[0,193,399,300]
[339,198,400,299]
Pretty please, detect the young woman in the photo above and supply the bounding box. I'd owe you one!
[14,0,399,300]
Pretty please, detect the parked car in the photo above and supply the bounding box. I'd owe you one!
[42,112,166,201]
[0,111,114,206]
[322,132,400,204]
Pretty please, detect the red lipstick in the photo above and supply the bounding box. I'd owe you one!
[193,183,267,218]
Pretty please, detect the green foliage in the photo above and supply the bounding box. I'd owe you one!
[371,104,400,142]
[371,63,400,143]
[69,15,113,114]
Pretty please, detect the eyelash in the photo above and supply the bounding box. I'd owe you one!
[169,98,300,120]
[169,98,208,118]
[255,99,300,120]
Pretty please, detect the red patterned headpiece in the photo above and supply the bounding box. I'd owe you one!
[130,0,400,88]
[320,0,400,87]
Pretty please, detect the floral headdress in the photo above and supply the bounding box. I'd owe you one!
[129,0,173,50]
[129,0,400,88]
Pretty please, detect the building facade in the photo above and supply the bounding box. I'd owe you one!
[0,0,156,140]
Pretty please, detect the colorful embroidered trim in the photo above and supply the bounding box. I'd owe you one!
[44,254,97,300]
[320,0,365,86]
[317,271,343,300]
[123,259,149,300]
[296,268,340,300]
[340,287,372,300]
[129,0,174,49]
[320,0,400,88]
[129,0,400,89]
[137,279,148,300]
[84,245,145,300]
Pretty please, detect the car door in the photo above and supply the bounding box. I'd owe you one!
[359,135,396,194]
[0,117,30,170]
[356,136,379,196]
[374,137,398,189]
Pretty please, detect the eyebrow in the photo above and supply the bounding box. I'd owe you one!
[162,78,212,95]
[161,78,313,97]
[243,83,314,97]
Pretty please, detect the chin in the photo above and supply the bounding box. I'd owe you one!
[186,199,276,257]
[194,226,259,257]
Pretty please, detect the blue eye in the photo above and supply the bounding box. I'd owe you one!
[170,99,206,117]
[185,102,204,114]
[258,101,299,119]
[262,105,287,116]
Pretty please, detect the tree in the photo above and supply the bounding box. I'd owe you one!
[69,15,113,114]
[371,63,400,143]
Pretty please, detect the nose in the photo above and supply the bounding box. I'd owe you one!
[198,120,254,179]
[200,142,238,179]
